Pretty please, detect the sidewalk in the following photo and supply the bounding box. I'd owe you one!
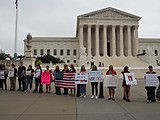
[0,80,159,120]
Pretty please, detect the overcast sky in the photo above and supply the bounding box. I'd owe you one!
[0,0,160,56]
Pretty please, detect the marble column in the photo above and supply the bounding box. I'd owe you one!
[95,25,99,56]
[119,25,124,56]
[87,25,92,56]
[111,25,116,56]
[127,25,132,56]
[79,25,84,48]
[103,25,107,56]
[134,25,139,56]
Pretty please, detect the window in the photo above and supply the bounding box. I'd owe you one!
[40,49,44,55]
[67,49,70,55]
[54,49,57,55]
[34,49,37,55]
[74,60,76,63]
[67,60,70,63]
[143,50,146,53]
[60,49,63,55]
[47,49,50,55]
[155,50,158,56]
[73,49,77,56]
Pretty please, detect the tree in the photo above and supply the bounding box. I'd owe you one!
[36,54,63,64]
[0,53,6,60]
[36,59,42,65]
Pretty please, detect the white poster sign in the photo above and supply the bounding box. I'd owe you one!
[8,68,14,77]
[0,70,5,79]
[104,75,119,87]
[88,70,103,82]
[26,70,31,76]
[124,73,137,85]
[146,74,159,87]
[75,72,88,84]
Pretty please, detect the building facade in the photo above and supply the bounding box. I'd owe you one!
[24,7,160,67]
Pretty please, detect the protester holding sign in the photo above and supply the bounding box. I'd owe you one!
[9,63,17,91]
[106,65,117,100]
[25,65,34,92]
[145,66,156,103]
[1,64,8,90]
[90,65,99,99]
[33,65,42,93]
[54,65,62,95]
[62,64,70,95]
[79,65,87,98]
[121,66,131,102]
[44,66,52,93]
[69,64,76,96]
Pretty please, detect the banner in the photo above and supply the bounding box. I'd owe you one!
[145,74,159,87]
[0,70,5,79]
[55,72,75,88]
[104,75,119,87]
[75,72,88,84]
[88,70,103,82]
[8,68,14,77]
[41,72,51,85]
[124,73,137,85]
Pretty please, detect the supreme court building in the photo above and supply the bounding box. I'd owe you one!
[24,7,160,67]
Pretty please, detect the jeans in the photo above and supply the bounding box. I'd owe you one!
[91,82,98,96]
[10,77,16,90]
[80,84,86,95]
[25,77,33,91]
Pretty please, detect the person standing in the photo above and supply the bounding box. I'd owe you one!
[90,57,94,69]
[25,65,34,92]
[145,66,156,103]
[90,65,99,99]
[45,66,51,93]
[17,61,26,91]
[79,65,87,98]
[106,65,117,100]
[122,66,131,102]
[1,64,8,90]
[54,65,62,95]
[9,63,17,91]
[69,64,76,96]
[62,64,70,95]
[33,65,42,93]
[0,64,8,90]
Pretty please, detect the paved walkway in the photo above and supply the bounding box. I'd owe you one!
[0,80,160,120]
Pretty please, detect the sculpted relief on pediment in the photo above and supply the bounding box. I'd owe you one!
[87,10,131,19]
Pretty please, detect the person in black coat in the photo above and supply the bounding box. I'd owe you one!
[145,66,156,103]
[17,61,26,91]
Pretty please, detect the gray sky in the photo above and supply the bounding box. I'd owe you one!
[0,0,160,56]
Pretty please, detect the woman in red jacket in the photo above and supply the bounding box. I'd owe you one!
[106,65,117,100]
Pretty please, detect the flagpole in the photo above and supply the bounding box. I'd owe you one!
[14,0,18,60]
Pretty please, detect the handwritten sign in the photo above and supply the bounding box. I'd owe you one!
[0,70,5,79]
[145,74,159,87]
[41,72,51,85]
[8,68,14,77]
[104,75,119,87]
[34,70,41,78]
[88,70,103,82]
[124,73,137,85]
[26,71,31,76]
[75,72,88,84]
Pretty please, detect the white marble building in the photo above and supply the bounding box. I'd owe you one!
[24,7,160,67]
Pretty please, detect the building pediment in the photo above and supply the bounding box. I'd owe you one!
[78,7,141,20]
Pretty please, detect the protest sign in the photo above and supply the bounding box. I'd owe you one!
[75,72,88,84]
[41,72,51,85]
[145,74,159,87]
[88,70,103,82]
[124,73,137,85]
[8,68,14,77]
[104,75,119,87]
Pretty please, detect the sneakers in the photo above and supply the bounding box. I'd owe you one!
[91,95,94,99]
[95,96,98,99]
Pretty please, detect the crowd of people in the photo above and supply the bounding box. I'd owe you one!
[0,61,160,103]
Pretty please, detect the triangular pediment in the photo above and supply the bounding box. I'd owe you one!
[78,7,141,20]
